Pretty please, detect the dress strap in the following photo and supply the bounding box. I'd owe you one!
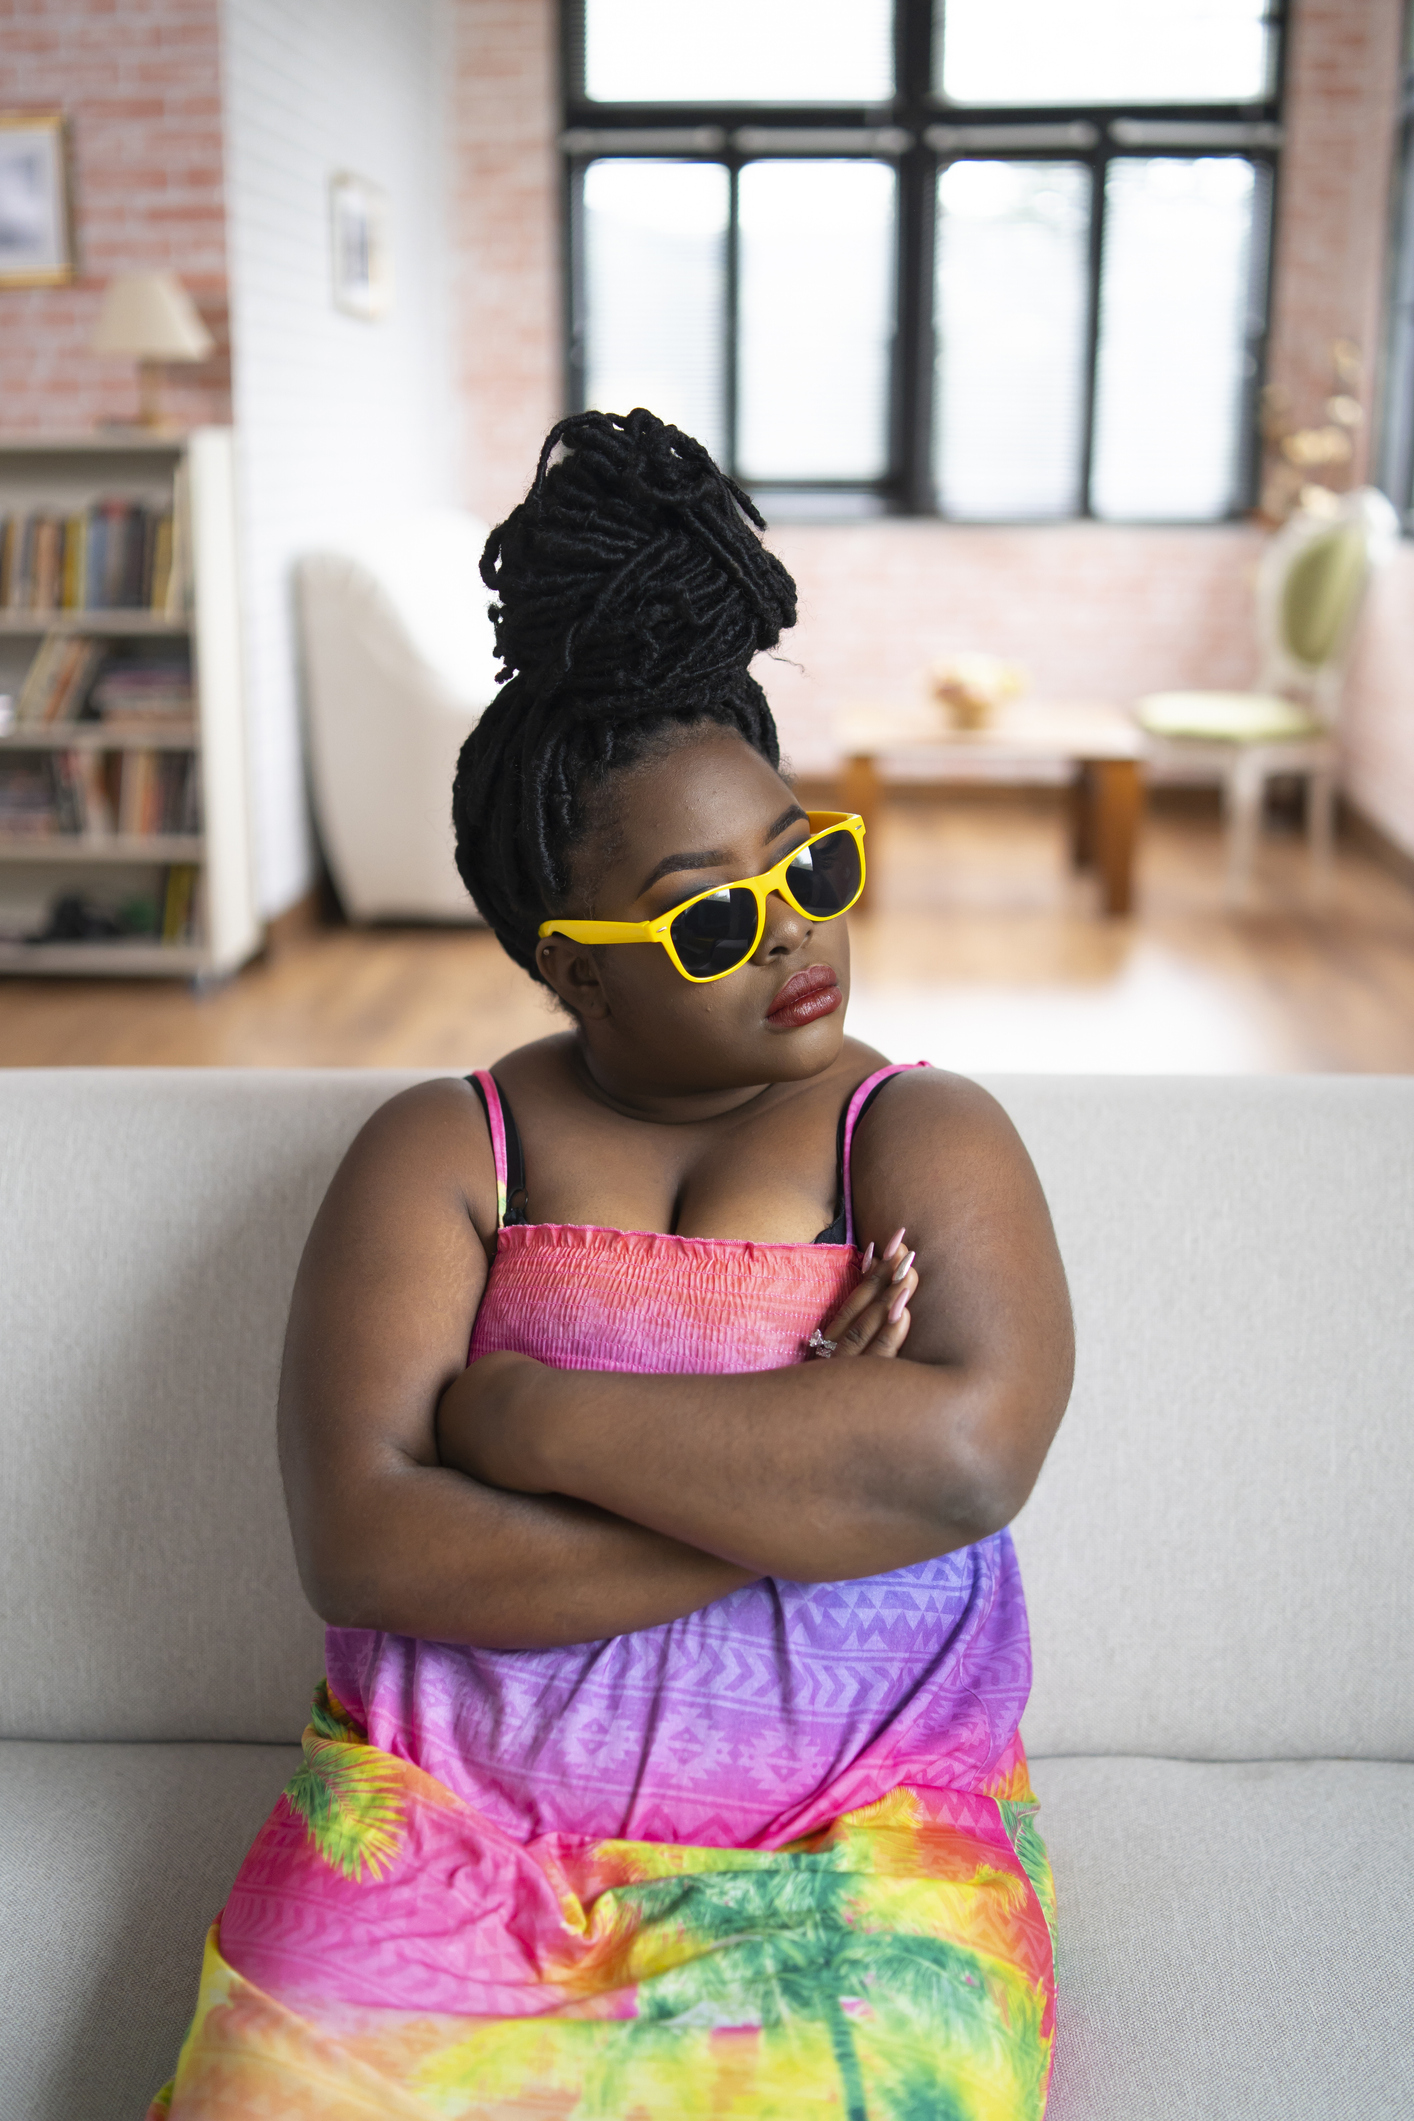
[842,1061,929,1247]
[467,1070,509,1229]
[466,1071,530,1231]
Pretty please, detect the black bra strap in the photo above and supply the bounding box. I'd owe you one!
[465,1073,530,1225]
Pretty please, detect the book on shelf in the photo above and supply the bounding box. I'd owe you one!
[162,862,198,942]
[115,749,200,837]
[71,750,115,837]
[90,655,195,724]
[10,635,194,729]
[12,633,107,725]
[0,756,59,835]
[0,495,185,616]
[0,746,197,840]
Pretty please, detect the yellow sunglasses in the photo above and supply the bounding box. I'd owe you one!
[538,811,866,984]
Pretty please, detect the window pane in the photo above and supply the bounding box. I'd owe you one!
[934,161,1090,519]
[585,0,893,104]
[582,160,728,462]
[737,161,896,483]
[938,0,1273,106]
[1090,158,1259,521]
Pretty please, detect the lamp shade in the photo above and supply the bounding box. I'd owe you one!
[90,272,214,361]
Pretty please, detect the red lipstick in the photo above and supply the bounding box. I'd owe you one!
[766,964,841,1031]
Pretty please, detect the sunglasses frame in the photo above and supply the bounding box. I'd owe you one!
[538,811,867,984]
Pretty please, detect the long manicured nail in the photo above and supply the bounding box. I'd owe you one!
[892,1248,916,1285]
[859,1241,875,1273]
[888,1286,909,1324]
[884,1226,906,1259]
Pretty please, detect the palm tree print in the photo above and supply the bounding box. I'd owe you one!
[282,1680,407,1883]
[585,1841,1049,2121]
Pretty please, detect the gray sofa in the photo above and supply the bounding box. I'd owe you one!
[2,1069,1411,2119]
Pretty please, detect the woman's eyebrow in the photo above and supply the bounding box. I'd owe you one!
[638,806,809,897]
[764,803,808,843]
[639,846,730,894]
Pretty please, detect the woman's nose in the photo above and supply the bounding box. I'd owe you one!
[757,889,812,959]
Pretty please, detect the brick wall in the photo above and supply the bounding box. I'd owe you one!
[0,0,232,432]
[449,0,559,524]
[1265,0,1403,463]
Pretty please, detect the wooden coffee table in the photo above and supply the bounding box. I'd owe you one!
[834,698,1145,916]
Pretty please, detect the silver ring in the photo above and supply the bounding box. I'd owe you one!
[807,1328,838,1359]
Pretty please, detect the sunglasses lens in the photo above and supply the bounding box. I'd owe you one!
[785,829,862,918]
[670,887,760,979]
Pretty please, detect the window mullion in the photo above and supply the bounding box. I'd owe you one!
[725,161,740,478]
[565,160,587,416]
[896,146,935,513]
[1234,156,1276,516]
[1078,150,1108,518]
[899,0,933,513]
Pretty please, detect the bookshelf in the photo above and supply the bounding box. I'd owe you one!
[0,431,260,979]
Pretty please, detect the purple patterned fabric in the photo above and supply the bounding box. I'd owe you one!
[327,1534,1029,1849]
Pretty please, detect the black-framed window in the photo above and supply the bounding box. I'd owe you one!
[561,0,1286,522]
[1378,3,1414,527]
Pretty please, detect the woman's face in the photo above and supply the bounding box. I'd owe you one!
[535,727,852,1098]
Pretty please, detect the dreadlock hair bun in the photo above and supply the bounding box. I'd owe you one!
[452,406,798,976]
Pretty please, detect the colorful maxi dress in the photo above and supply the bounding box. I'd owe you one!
[152,1065,1056,2119]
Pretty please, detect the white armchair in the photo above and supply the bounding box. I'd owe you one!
[297,509,500,922]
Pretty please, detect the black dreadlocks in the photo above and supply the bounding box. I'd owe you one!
[451,407,799,976]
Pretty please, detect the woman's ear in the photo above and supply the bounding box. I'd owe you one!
[536,937,610,1020]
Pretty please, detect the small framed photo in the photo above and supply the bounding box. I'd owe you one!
[329,172,391,320]
[0,112,74,287]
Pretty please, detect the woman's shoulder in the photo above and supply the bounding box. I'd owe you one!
[849,1054,1024,1161]
[348,1036,574,1202]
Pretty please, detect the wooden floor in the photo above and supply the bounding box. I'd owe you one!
[3,793,1414,1073]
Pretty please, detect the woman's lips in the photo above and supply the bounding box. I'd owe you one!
[766,964,841,1030]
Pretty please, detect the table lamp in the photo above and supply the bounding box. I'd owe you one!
[89,271,214,430]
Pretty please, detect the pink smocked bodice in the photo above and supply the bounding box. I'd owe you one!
[326,1065,1033,1850]
[467,1219,860,1374]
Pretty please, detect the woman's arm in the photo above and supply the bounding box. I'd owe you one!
[440,1072,1074,1582]
[278,1080,756,1648]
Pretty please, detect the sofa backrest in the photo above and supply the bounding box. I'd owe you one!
[1,1070,1410,1757]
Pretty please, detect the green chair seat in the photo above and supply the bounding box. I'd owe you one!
[1136,691,1325,745]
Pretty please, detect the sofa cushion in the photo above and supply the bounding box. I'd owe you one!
[1005,1074,1414,1761]
[3,1744,1407,2120]
[1035,1754,1414,2119]
[0,1069,429,1743]
[0,1738,300,2121]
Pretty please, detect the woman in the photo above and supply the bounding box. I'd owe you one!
[153,410,1073,2119]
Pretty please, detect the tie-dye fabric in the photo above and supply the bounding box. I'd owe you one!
[151,1065,1056,2117]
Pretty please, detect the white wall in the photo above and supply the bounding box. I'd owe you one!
[222,0,454,918]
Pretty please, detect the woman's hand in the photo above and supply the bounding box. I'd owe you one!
[437,1348,554,1494]
[812,1228,918,1361]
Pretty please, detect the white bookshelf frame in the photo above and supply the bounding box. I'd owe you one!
[0,430,260,979]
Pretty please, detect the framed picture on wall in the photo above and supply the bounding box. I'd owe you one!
[329,172,391,320]
[0,112,74,286]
